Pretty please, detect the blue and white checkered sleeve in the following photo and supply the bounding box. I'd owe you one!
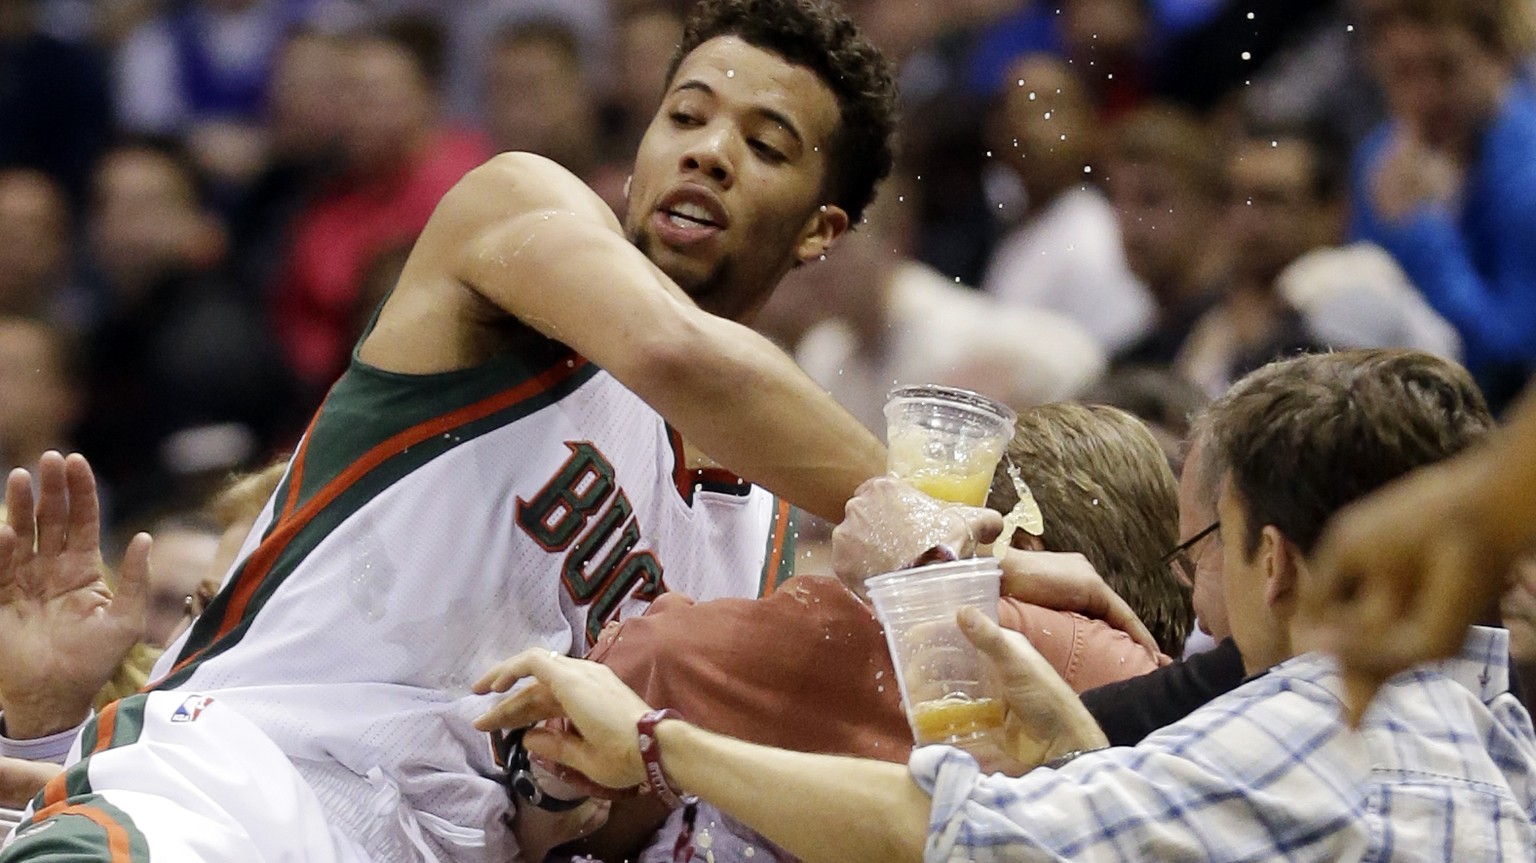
[909,679,1375,862]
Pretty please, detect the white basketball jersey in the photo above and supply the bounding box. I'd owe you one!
[148,341,795,862]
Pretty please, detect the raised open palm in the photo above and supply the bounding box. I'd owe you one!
[0,452,151,739]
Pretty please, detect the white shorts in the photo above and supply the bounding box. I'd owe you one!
[0,692,369,863]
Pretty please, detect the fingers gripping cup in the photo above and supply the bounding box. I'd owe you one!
[884,385,1018,506]
[867,558,1004,746]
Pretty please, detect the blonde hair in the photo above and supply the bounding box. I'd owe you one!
[987,403,1192,655]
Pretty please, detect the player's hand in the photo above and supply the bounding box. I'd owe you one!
[0,755,62,809]
[473,650,654,790]
[0,452,152,739]
[1303,455,1518,726]
[958,608,1107,773]
[832,477,1003,599]
[999,550,1158,655]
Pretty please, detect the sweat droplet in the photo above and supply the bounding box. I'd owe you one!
[726,69,735,78]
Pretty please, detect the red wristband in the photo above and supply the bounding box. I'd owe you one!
[637,708,689,808]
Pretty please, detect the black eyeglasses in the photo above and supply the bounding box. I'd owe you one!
[1162,520,1220,584]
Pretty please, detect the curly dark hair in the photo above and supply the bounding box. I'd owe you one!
[666,0,898,226]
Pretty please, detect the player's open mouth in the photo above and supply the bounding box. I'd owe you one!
[664,203,721,229]
[653,188,728,248]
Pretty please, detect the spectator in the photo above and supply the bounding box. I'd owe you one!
[483,19,603,180]
[1176,135,1335,396]
[114,0,320,189]
[0,0,112,209]
[375,0,614,123]
[980,54,1152,353]
[606,2,686,156]
[1082,366,1209,472]
[114,0,313,132]
[1351,0,1536,411]
[561,403,1183,862]
[1059,0,1158,119]
[271,17,492,392]
[753,172,1105,436]
[76,138,299,528]
[478,351,1534,863]
[0,171,75,323]
[0,317,81,474]
[228,26,346,300]
[1103,104,1224,367]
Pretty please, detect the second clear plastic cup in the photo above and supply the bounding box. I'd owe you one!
[884,385,1017,506]
[867,558,1004,746]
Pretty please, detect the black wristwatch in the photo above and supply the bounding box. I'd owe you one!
[497,727,589,812]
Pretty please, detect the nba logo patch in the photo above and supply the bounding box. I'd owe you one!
[171,695,215,723]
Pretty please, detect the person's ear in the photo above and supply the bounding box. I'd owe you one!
[1260,525,1300,610]
[794,203,849,265]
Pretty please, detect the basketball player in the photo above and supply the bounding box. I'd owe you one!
[0,2,900,861]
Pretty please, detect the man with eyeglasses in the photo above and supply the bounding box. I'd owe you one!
[1075,426,1247,745]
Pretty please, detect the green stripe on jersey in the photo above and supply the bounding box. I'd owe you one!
[158,357,599,689]
[1,796,151,862]
[292,337,579,510]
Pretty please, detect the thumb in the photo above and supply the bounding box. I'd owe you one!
[960,507,1005,546]
[958,606,1007,657]
[110,533,152,638]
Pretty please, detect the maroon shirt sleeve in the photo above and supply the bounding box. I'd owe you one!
[587,576,914,763]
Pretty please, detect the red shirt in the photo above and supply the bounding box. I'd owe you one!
[590,575,1166,765]
[272,129,493,388]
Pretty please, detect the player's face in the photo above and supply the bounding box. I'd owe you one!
[624,36,849,320]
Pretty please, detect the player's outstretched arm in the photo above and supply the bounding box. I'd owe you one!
[1306,381,1536,724]
[451,154,884,521]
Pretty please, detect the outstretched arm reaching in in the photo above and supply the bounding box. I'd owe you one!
[471,609,1104,863]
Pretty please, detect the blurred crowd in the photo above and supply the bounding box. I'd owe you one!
[1,0,1534,549]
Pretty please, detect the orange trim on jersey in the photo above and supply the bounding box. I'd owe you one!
[39,767,67,810]
[760,498,792,598]
[92,700,120,754]
[159,356,591,681]
[26,803,136,862]
[276,412,321,524]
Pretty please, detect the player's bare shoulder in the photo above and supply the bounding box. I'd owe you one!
[359,152,620,373]
[456,152,620,232]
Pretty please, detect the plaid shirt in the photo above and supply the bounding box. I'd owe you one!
[913,626,1536,862]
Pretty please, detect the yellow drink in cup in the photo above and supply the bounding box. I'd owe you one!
[867,558,1005,747]
[884,385,1017,505]
[910,694,1006,744]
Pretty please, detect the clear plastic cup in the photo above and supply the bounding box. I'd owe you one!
[866,558,1004,746]
[884,385,1017,506]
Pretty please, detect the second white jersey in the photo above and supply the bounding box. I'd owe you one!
[149,342,794,862]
